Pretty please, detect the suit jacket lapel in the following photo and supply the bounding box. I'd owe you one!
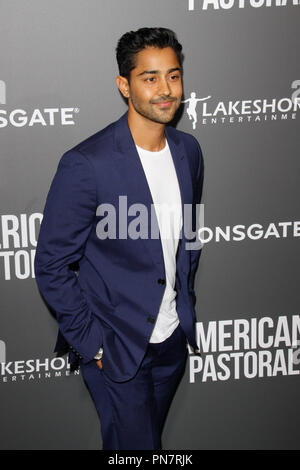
[165,124,193,274]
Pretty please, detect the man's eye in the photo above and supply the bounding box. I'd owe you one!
[170,75,180,80]
[145,77,155,82]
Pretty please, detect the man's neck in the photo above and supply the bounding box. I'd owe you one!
[127,108,166,152]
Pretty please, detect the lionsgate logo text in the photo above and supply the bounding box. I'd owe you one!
[0,340,6,363]
[0,79,80,128]
[0,80,6,105]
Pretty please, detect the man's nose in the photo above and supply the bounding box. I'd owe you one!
[158,77,171,96]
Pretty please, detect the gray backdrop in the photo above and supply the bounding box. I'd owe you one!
[0,0,299,450]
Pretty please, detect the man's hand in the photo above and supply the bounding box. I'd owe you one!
[96,359,103,370]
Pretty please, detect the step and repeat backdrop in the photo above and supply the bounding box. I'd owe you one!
[0,0,299,450]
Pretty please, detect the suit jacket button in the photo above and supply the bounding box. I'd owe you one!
[157,278,165,285]
[147,316,155,324]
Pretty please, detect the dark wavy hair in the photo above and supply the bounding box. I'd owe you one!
[116,27,184,82]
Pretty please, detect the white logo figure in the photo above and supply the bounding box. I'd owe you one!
[0,340,6,363]
[182,92,211,129]
[0,80,6,105]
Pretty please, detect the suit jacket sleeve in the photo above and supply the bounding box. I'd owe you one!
[189,137,204,306]
[34,149,103,363]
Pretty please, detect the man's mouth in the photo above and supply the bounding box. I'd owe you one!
[153,100,174,108]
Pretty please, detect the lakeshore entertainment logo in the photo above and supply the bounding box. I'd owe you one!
[182,80,300,129]
[0,339,78,384]
[188,314,300,383]
[0,212,299,280]
[0,79,80,128]
[187,0,300,11]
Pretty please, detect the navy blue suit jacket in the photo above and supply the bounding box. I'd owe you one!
[34,111,204,382]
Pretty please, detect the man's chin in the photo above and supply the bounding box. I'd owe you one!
[133,106,177,125]
[151,112,177,125]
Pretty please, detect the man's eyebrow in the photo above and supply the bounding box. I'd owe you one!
[136,67,182,77]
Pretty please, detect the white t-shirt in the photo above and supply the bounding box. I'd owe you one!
[136,138,182,343]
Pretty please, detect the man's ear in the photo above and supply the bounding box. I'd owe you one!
[116,75,130,99]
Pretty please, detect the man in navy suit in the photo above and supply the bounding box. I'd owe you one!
[34,27,203,450]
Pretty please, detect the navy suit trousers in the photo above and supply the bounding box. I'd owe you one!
[79,323,188,450]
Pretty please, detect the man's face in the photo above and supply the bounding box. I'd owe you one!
[127,46,183,124]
